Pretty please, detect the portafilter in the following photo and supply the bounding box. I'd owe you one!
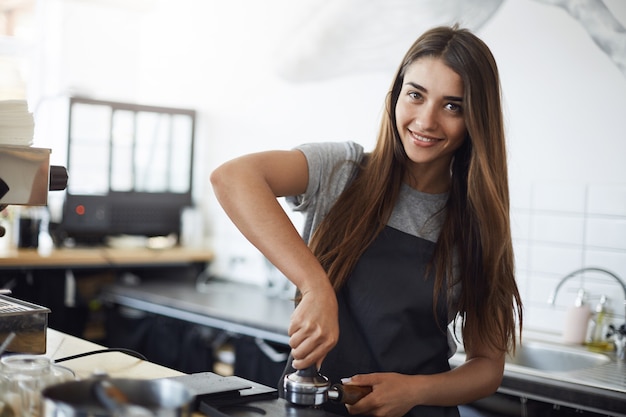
[283,366,372,407]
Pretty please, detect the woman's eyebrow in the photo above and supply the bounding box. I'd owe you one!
[405,81,426,92]
[404,81,463,102]
[445,95,463,103]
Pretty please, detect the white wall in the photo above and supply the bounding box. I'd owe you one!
[25,0,626,337]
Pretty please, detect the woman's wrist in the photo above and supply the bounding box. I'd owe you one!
[297,271,334,296]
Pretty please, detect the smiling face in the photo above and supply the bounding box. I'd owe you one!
[394,56,467,193]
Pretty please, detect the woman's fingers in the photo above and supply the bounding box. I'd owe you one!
[287,290,339,368]
[289,327,329,367]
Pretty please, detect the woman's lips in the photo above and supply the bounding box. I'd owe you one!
[410,130,441,144]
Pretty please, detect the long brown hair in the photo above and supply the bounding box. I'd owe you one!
[308,25,522,353]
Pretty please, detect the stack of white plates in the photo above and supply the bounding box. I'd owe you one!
[0,100,34,146]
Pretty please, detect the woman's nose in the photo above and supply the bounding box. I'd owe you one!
[415,105,438,131]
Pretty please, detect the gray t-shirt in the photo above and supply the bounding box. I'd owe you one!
[286,141,461,355]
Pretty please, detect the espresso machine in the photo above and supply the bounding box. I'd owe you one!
[0,144,67,354]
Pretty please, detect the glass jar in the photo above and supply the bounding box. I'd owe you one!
[0,354,75,417]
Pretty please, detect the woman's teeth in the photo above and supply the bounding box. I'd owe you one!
[414,133,437,142]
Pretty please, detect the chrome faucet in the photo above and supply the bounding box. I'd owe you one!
[548,267,626,319]
[548,267,626,359]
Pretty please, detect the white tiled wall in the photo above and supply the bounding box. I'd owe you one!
[512,182,626,337]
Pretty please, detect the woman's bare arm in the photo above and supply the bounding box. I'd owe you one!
[210,150,338,369]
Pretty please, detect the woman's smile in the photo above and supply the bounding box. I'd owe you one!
[409,130,442,145]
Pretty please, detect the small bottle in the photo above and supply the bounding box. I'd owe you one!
[37,207,53,257]
[586,295,611,351]
[562,289,591,345]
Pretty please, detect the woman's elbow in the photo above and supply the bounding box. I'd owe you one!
[466,355,505,399]
[487,371,503,396]
[210,161,238,197]
[210,164,225,191]
[481,361,505,397]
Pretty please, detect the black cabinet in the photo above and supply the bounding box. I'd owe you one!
[466,392,621,416]
[232,336,289,388]
[104,303,216,374]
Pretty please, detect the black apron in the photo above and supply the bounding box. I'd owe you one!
[281,226,459,417]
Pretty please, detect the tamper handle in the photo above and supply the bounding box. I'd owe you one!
[296,365,320,378]
[329,383,373,405]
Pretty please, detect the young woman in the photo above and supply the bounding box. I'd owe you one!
[211,25,523,417]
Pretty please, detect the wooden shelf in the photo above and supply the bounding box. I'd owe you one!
[0,246,213,269]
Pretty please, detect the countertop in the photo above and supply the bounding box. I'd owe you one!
[43,329,343,417]
[450,347,625,416]
[102,278,293,345]
[102,279,626,416]
[45,328,183,380]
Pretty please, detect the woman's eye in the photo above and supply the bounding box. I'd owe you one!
[408,91,422,100]
[445,102,463,114]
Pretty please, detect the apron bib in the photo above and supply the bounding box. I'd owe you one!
[320,226,458,417]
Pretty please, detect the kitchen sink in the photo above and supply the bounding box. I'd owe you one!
[452,339,623,416]
[505,341,611,372]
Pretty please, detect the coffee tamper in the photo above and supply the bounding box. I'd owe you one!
[283,366,372,406]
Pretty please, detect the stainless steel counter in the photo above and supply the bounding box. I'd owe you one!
[102,278,292,345]
[450,343,626,416]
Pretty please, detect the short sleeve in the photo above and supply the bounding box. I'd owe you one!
[286,141,364,242]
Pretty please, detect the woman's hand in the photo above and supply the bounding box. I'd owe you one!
[288,283,339,369]
[343,373,418,417]
[342,338,506,416]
